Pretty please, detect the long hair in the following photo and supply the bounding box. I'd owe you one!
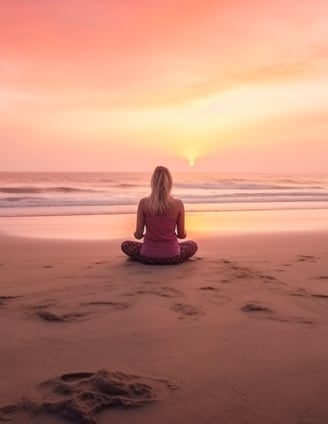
[148,166,173,215]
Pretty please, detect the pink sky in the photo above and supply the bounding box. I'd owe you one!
[1,0,327,172]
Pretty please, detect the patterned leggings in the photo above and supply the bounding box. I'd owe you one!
[121,240,198,265]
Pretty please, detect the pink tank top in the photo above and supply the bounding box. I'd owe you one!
[141,214,180,258]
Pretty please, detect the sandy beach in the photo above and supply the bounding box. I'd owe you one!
[0,214,328,424]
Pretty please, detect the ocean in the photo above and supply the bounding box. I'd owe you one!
[1,172,328,217]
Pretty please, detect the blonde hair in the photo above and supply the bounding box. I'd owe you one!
[148,166,173,215]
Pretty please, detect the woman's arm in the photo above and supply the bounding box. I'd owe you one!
[176,200,187,239]
[134,198,145,239]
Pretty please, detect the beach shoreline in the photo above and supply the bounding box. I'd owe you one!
[0,207,327,241]
[1,222,328,423]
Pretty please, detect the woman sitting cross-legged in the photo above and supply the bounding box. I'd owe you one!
[121,166,198,265]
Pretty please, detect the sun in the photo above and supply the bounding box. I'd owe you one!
[188,157,195,167]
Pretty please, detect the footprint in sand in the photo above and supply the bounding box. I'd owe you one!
[220,262,279,285]
[242,303,287,322]
[198,288,230,306]
[0,369,177,424]
[241,303,273,314]
[289,288,309,297]
[241,303,284,323]
[171,303,204,319]
[35,310,87,322]
[125,286,183,299]
[297,255,318,263]
[258,274,277,282]
[0,295,22,307]
[31,298,132,322]
[199,286,218,291]
[241,303,313,325]
[225,264,254,280]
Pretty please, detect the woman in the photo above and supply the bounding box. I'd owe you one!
[121,166,198,264]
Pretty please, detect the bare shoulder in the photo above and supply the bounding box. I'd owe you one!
[139,197,149,209]
[172,197,184,211]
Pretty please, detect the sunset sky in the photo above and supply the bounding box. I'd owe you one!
[1,0,327,172]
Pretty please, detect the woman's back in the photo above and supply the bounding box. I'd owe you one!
[140,198,182,258]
